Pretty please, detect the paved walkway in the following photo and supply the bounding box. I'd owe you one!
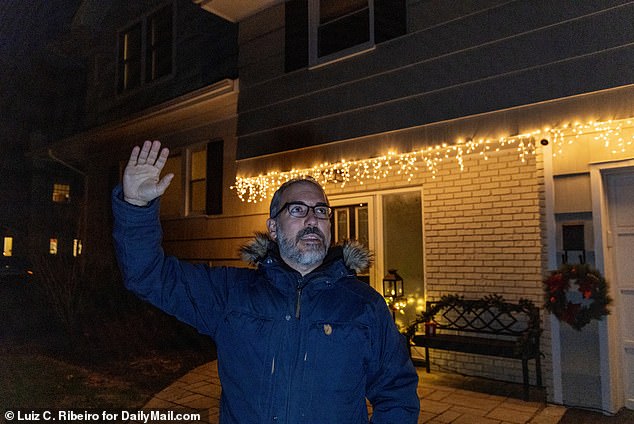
[135,361,567,424]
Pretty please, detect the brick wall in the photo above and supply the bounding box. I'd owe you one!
[416,147,548,387]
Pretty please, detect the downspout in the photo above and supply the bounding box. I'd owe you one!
[542,140,563,405]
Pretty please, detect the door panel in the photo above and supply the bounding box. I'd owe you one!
[606,171,634,409]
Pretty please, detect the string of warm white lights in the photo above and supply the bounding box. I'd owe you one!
[231,119,634,203]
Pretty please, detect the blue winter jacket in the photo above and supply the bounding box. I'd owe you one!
[112,186,420,423]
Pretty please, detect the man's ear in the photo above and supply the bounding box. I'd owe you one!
[266,218,277,240]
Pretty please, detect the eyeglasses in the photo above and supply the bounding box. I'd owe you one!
[272,201,333,220]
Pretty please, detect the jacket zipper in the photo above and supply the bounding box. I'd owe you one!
[295,280,304,319]
[284,278,305,422]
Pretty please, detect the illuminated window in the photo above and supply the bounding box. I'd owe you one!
[3,237,13,256]
[52,184,70,203]
[73,239,83,257]
[49,239,58,255]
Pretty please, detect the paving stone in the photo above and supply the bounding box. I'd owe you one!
[487,406,538,423]
[454,413,502,424]
[141,361,570,424]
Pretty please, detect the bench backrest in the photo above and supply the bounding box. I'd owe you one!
[425,297,540,338]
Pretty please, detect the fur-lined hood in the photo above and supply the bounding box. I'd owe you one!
[239,232,373,274]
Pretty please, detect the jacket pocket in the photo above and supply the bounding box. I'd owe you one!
[219,310,278,417]
[303,320,371,422]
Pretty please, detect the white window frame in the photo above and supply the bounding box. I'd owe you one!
[159,142,209,219]
[308,0,375,68]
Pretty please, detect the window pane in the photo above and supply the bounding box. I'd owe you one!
[335,209,349,243]
[320,0,367,23]
[126,26,142,59]
[73,239,82,257]
[190,148,207,214]
[160,155,182,217]
[356,205,369,247]
[190,180,207,213]
[153,44,172,78]
[118,24,142,91]
[49,238,58,255]
[124,58,142,89]
[146,5,173,82]
[382,192,423,299]
[191,149,206,180]
[318,7,369,57]
[3,237,13,256]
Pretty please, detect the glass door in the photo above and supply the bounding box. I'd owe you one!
[330,196,374,286]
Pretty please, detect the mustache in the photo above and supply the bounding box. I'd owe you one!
[296,226,325,242]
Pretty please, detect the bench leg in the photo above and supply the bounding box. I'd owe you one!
[425,347,430,373]
[522,359,529,401]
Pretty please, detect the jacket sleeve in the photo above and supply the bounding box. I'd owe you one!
[366,299,420,423]
[111,185,226,337]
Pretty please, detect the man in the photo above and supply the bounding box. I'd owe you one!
[112,140,420,423]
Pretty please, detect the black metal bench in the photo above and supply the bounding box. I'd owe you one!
[407,294,542,400]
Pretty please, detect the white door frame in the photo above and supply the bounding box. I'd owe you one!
[330,187,425,295]
[589,159,634,414]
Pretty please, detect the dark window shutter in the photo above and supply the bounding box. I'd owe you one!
[206,140,223,215]
[285,0,309,72]
[374,0,406,43]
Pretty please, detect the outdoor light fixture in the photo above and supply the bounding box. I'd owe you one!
[383,269,404,299]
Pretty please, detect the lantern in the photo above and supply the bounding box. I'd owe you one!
[383,269,404,299]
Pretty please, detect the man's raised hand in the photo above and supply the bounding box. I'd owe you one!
[123,140,174,206]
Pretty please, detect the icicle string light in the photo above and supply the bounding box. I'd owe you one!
[231,118,634,203]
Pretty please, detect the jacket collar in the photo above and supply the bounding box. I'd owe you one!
[239,232,373,275]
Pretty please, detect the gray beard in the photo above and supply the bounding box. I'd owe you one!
[278,227,328,268]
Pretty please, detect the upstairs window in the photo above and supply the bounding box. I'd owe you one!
[118,23,142,92]
[118,4,173,93]
[309,0,373,67]
[286,0,405,71]
[146,5,173,83]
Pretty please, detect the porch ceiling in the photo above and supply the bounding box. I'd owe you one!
[192,0,284,22]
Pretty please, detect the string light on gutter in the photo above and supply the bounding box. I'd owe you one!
[231,118,634,203]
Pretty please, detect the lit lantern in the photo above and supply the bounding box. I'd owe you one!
[383,269,404,299]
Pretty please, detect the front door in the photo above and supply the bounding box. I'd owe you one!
[606,169,634,410]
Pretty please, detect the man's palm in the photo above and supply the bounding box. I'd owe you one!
[123,140,173,206]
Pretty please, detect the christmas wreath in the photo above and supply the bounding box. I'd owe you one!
[543,264,611,330]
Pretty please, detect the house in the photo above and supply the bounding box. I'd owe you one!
[193,0,633,414]
[42,0,239,275]
[45,0,634,414]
